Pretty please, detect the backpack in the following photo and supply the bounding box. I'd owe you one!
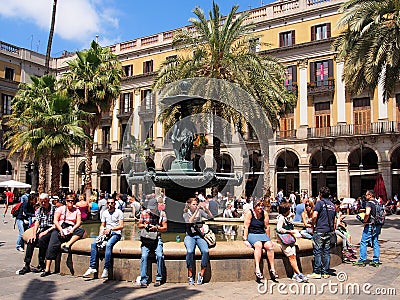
[371,200,385,226]
[117,199,125,212]
[11,202,23,218]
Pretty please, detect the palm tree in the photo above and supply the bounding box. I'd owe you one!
[60,41,122,199]
[45,0,57,74]
[334,0,400,101]
[153,3,295,196]
[6,75,87,194]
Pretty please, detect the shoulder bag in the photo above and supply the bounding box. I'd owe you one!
[140,213,162,245]
[200,224,216,248]
[276,216,296,245]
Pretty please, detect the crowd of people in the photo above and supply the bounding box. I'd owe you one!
[0,184,386,285]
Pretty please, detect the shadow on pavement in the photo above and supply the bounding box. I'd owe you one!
[21,277,202,300]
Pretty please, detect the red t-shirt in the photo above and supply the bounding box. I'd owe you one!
[5,191,14,204]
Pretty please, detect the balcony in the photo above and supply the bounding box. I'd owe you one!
[116,108,133,121]
[94,143,111,153]
[100,111,112,125]
[285,83,298,96]
[307,78,335,96]
[138,97,156,121]
[276,129,297,140]
[307,121,400,138]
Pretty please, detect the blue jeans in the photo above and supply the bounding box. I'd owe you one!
[89,232,121,270]
[359,224,381,263]
[140,238,164,284]
[184,235,209,269]
[312,232,331,275]
[16,219,28,249]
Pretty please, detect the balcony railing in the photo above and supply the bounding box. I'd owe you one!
[285,83,298,96]
[116,108,133,119]
[276,129,297,140]
[307,78,335,96]
[307,121,400,138]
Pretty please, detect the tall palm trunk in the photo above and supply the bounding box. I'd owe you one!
[50,153,62,195]
[38,155,48,193]
[45,0,57,74]
[84,127,94,200]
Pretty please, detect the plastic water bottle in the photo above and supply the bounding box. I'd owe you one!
[176,235,181,243]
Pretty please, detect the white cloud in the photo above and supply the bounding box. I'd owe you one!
[0,0,119,44]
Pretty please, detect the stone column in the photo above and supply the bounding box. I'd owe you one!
[336,60,346,124]
[336,162,349,199]
[298,163,310,196]
[297,59,308,139]
[133,90,140,138]
[379,161,392,198]
[111,170,118,194]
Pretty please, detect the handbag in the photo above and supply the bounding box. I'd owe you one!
[139,213,161,244]
[277,232,296,245]
[200,224,216,248]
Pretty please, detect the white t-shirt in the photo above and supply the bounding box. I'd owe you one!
[102,208,124,235]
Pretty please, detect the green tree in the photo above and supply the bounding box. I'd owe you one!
[153,3,295,196]
[6,75,87,194]
[60,41,122,198]
[334,0,400,101]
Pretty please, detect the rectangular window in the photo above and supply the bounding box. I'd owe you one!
[279,114,294,138]
[284,65,297,92]
[310,59,333,86]
[123,65,133,77]
[5,67,14,80]
[143,60,153,73]
[144,122,153,140]
[166,55,177,61]
[353,97,371,134]
[141,89,154,109]
[120,92,133,113]
[249,38,260,53]
[311,23,331,41]
[279,30,295,47]
[102,126,110,149]
[2,94,12,114]
[315,102,330,136]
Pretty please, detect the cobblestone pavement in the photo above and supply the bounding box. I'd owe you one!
[1,211,399,299]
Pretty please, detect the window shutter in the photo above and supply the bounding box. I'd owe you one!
[310,62,315,82]
[119,94,122,111]
[279,33,284,47]
[130,92,133,110]
[326,23,331,38]
[141,90,145,105]
[292,65,297,82]
[291,30,295,46]
[143,62,146,73]
[150,60,153,72]
[311,26,316,41]
[328,59,333,77]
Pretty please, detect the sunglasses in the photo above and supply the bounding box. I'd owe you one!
[107,202,115,205]
[66,200,74,203]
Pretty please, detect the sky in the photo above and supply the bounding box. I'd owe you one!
[0,0,275,57]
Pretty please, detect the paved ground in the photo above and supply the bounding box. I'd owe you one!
[1,211,400,299]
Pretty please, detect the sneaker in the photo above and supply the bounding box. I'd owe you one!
[188,276,195,285]
[298,273,308,282]
[140,282,148,288]
[83,267,97,277]
[308,273,322,279]
[101,268,109,278]
[154,280,161,287]
[197,272,203,285]
[16,247,24,252]
[292,274,303,283]
[369,261,381,267]
[322,274,330,279]
[18,265,30,275]
[353,261,366,267]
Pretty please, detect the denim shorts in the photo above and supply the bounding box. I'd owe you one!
[248,233,270,247]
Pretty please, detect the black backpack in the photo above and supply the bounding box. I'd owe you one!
[371,200,385,226]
